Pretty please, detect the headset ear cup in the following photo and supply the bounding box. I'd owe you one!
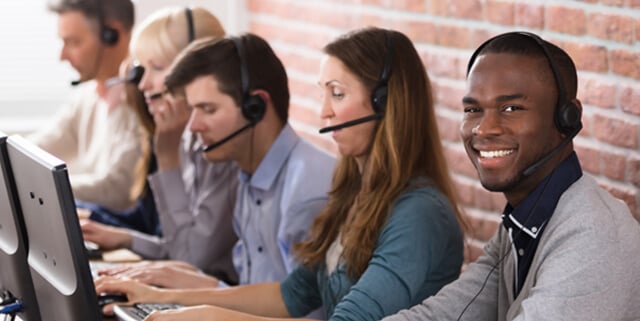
[555,102,582,134]
[242,94,266,124]
[101,26,119,46]
[370,84,388,114]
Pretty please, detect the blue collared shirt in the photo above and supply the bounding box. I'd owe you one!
[502,151,582,296]
[232,124,336,285]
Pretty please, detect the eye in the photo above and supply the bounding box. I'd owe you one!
[463,106,481,113]
[331,90,345,100]
[503,105,523,112]
[150,63,165,72]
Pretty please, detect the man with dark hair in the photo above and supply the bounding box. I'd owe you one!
[100,34,335,291]
[383,32,640,320]
[29,0,142,211]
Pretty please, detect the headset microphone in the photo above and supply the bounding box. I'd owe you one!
[318,113,383,134]
[200,122,256,153]
[70,79,82,86]
[522,125,580,177]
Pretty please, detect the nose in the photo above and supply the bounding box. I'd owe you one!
[188,108,203,133]
[137,72,151,92]
[471,111,503,137]
[59,45,68,62]
[319,95,334,120]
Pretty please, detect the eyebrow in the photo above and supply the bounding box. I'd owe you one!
[462,93,526,105]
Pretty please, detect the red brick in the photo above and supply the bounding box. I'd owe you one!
[620,83,640,116]
[453,178,476,206]
[464,239,485,263]
[637,18,640,41]
[587,13,636,44]
[450,0,483,20]
[602,152,627,181]
[289,103,324,128]
[611,49,640,80]
[486,1,514,26]
[464,209,501,242]
[249,21,333,52]
[388,0,426,12]
[629,156,640,187]
[405,20,438,44]
[432,81,467,111]
[546,5,587,35]
[592,113,638,148]
[629,0,640,8]
[473,187,504,212]
[426,52,465,79]
[601,0,626,5]
[288,79,321,106]
[470,29,495,50]
[445,146,478,179]
[279,52,322,76]
[436,114,462,142]
[601,184,638,220]
[515,3,544,29]
[578,76,617,109]
[562,41,609,73]
[575,145,601,175]
[428,0,449,16]
[435,24,473,48]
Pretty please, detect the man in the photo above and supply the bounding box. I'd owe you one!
[96,34,335,292]
[30,0,141,211]
[383,32,640,320]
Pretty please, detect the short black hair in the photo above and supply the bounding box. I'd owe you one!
[467,32,578,102]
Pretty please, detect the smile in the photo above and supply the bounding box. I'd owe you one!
[479,149,515,158]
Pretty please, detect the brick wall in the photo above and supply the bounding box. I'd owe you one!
[245,0,640,262]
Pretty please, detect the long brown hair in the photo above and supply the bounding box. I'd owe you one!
[295,27,466,277]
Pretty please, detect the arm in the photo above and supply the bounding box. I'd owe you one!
[330,189,466,321]
[95,277,289,318]
[28,94,80,162]
[131,149,239,279]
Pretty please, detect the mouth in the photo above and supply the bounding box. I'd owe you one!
[478,149,515,158]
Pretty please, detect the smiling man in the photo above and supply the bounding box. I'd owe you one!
[381,32,640,321]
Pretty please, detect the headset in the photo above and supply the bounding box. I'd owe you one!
[371,30,393,114]
[318,30,392,134]
[467,31,581,136]
[184,7,195,43]
[455,32,583,320]
[231,36,267,124]
[94,0,118,46]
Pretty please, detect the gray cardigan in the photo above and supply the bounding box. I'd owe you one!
[384,174,640,321]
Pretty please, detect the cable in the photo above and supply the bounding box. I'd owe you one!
[0,301,23,315]
[455,168,556,321]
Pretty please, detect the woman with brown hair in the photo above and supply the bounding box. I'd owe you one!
[97,27,465,321]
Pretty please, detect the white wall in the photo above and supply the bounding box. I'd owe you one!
[0,0,247,135]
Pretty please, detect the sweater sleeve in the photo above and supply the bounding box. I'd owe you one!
[280,265,323,317]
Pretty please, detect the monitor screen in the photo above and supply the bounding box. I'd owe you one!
[7,135,102,321]
[0,133,41,321]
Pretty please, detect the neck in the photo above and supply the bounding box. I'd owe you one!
[236,122,283,174]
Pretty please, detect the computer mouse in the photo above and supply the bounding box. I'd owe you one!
[97,293,128,317]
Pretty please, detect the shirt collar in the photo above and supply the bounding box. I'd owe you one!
[503,151,583,239]
[238,123,299,191]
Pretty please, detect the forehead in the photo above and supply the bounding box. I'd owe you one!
[319,55,358,84]
[58,10,93,32]
[466,53,554,96]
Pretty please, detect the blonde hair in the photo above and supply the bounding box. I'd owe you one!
[128,7,226,200]
[131,6,225,66]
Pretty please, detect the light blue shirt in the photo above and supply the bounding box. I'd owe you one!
[232,124,336,284]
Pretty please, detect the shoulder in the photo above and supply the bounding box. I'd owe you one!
[382,185,460,238]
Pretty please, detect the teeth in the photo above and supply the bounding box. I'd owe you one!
[479,150,514,158]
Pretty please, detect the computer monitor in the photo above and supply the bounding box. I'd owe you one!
[7,135,102,321]
[0,133,41,321]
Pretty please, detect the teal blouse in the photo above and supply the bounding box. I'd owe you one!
[280,184,464,321]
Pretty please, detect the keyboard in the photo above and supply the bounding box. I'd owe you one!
[113,303,183,321]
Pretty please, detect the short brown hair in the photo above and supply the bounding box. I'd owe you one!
[48,0,135,32]
[165,33,290,123]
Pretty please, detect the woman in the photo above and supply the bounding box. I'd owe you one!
[81,6,239,285]
[97,27,465,321]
